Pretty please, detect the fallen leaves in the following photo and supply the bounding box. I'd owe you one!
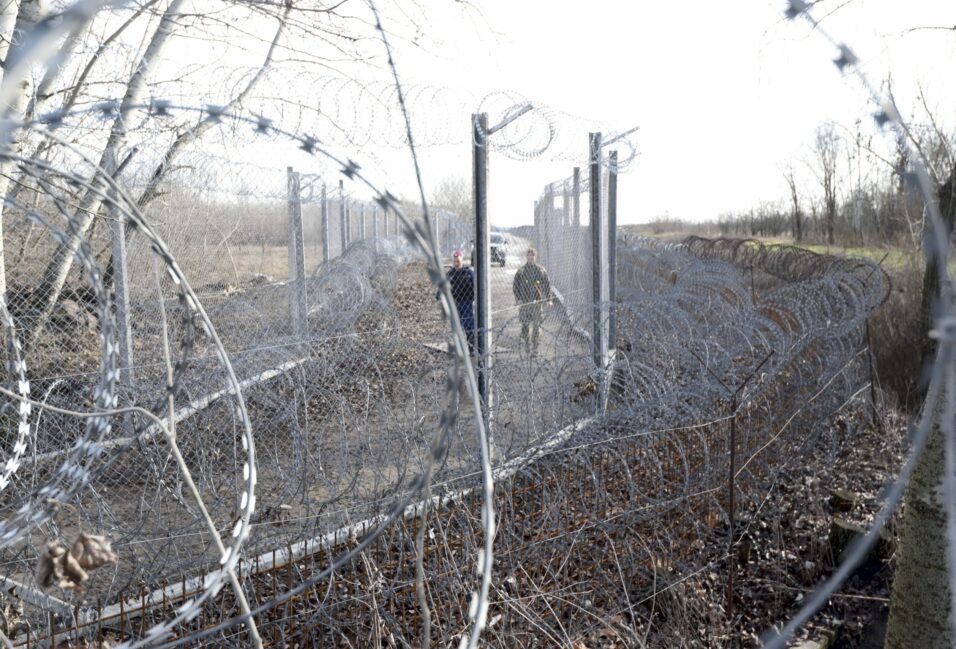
[37,533,117,592]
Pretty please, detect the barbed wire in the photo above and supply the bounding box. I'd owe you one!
[760,1,950,646]
[0,296,31,495]
[0,61,491,644]
[0,122,269,646]
[0,111,892,647]
[0,0,945,646]
[235,69,641,167]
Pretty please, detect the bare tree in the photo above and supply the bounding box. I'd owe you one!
[0,0,409,322]
[16,0,296,347]
[781,161,803,242]
[0,0,49,296]
[810,123,841,246]
[430,175,473,223]
[24,0,190,348]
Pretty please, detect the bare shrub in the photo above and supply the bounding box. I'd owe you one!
[867,254,925,411]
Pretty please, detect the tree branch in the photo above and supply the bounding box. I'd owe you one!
[136,0,291,210]
[53,0,163,119]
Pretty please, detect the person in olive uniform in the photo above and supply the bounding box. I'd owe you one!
[436,250,476,355]
[512,247,552,354]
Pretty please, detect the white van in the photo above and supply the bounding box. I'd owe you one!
[469,233,508,267]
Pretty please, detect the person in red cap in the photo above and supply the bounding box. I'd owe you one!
[436,250,476,355]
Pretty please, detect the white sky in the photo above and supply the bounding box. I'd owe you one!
[353,0,956,227]
[132,0,956,229]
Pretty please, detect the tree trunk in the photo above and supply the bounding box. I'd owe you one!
[0,0,22,65]
[25,0,185,348]
[0,0,47,296]
[919,168,956,373]
[27,0,287,347]
[884,396,953,648]
[886,167,956,648]
[826,196,836,246]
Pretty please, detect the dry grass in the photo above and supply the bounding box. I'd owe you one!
[867,255,926,411]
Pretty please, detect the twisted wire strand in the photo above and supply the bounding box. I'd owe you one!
[0,295,31,495]
[758,1,950,645]
[0,130,265,647]
[0,85,496,644]
[0,0,943,645]
[0,187,118,550]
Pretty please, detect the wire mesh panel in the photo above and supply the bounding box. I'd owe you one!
[0,110,893,646]
[0,0,942,641]
[434,209,470,258]
[0,119,467,635]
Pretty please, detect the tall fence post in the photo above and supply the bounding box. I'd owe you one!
[338,179,347,255]
[589,132,607,407]
[572,167,581,227]
[320,183,330,263]
[372,206,379,238]
[608,150,618,350]
[106,149,135,393]
[473,112,492,428]
[572,166,582,304]
[287,167,307,338]
[544,183,554,269]
[562,181,570,227]
[360,203,367,240]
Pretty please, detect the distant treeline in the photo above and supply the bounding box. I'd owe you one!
[714,185,924,249]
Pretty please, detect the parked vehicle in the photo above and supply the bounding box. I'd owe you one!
[490,232,507,266]
[470,232,508,267]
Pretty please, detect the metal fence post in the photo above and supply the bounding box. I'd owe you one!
[544,183,553,269]
[434,210,442,256]
[372,206,379,238]
[320,183,330,263]
[473,112,492,422]
[589,133,607,405]
[572,167,581,227]
[572,166,582,303]
[608,150,618,350]
[287,167,307,338]
[360,203,366,240]
[338,179,347,255]
[562,182,570,227]
[106,150,134,389]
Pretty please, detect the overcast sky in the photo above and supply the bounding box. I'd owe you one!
[353,0,956,227]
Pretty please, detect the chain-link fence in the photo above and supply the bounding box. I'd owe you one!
[0,0,948,645]
[0,105,893,648]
